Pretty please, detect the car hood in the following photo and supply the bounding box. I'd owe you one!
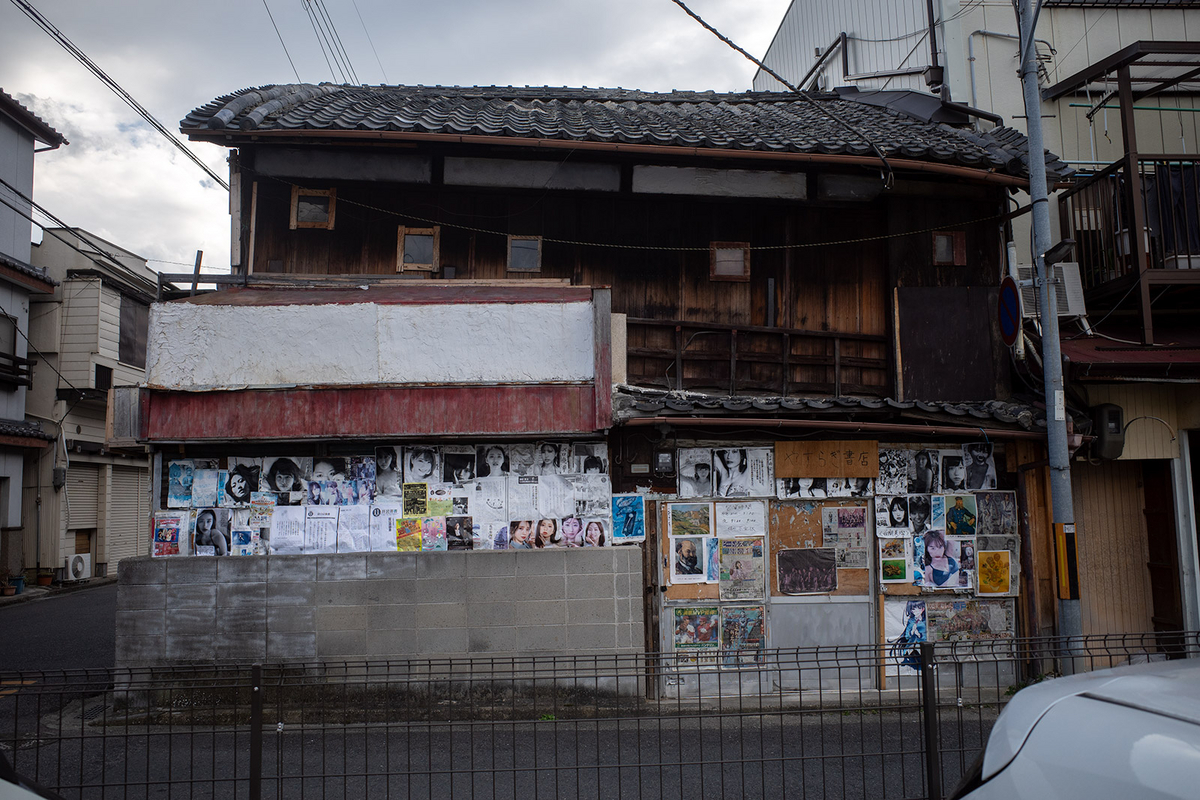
[982,657,1200,781]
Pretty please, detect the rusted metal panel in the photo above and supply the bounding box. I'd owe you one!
[592,288,613,429]
[143,385,600,442]
[177,284,594,307]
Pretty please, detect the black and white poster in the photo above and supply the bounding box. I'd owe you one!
[876,448,912,495]
[263,457,310,505]
[531,442,570,476]
[712,447,773,498]
[442,446,477,482]
[374,447,403,497]
[475,445,510,478]
[192,508,231,556]
[572,442,609,474]
[446,515,474,550]
[777,547,837,594]
[961,443,997,490]
[677,448,713,498]
[909,449,940,494]
[403,447,441,484]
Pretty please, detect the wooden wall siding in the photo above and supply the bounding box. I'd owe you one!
[1085,384,1181,461]
[1013,440,1057,639]
[896,286,1003,402]
[58,278,100,390]
[885,193,1003,289]
[1072,459,1155,637]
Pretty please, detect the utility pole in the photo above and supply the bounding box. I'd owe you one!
[1016,0,1081,644]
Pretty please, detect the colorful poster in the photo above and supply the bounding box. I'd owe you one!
[152,511,187,557]
[421,517,447,551]
[306,481,338,505]
[944,495,978,536]
[921,530,970,590]
[977,533,1020,596]
[677,448,713,498]
[230,528,256,556]
[670,535,708,584]
[879,537,911,583]
[402,483,428,517]
[705,536,719,583]
[167,460,193,508]
[976,550,1012,596]
[673,606,720,654]
[396,517,422,551]
[822,505,869,568]
[719,538,765,601]
[926,598,1015,643]
[668,502,712,538]
[248,492,276,527]
[720,606,765,665]
[506,519,534,549]
[712,447,773,498]
[715,500,767,538]
[269,506,306,554]
[192,508,231,556]
[303,507,338,554]
[369,503,402,552]
[427,482,453,516]
[335,504,370,553]
[611,494,646,542]
[777,548,837,594]
[581,518,609,547]
[884,599,926,676]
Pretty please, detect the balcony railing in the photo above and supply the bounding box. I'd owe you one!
[625,318,889,398]
[1059,155,1200,291]
[0,351,34,388]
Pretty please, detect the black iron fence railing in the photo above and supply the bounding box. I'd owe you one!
[1,632,1195,800]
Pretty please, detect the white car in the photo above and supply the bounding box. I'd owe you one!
[951,656,1200,799]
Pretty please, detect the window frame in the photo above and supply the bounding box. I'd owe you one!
[289,186,337,230]
[932,231,967,266]
[709,241,751,282]
[396,226,441,272]
[506,235,543,273]
[118,294,149,369]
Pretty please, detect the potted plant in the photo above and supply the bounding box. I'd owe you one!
[0,565,14,597]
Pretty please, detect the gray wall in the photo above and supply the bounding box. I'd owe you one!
[116,549,644,667]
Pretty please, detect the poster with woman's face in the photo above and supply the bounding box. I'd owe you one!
[442,446,476,483]
[403,447,441,484]
[475,445,510,478]
[191,508,231,556]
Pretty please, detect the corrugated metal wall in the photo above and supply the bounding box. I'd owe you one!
[65,464,99,530]
[107,466,149,564]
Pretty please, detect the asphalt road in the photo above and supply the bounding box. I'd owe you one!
[0,582,117,672]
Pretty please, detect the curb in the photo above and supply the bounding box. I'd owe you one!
[0,575,118,609]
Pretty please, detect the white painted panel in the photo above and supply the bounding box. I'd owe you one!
[256,148,431,183]
[632,166,807,199]
[377,302,594,383]
[445,157,620,192]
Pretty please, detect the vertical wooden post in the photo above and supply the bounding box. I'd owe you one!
[729,329,738,395]
[781,332,791,397]
[674,325,684,391]
[833,338,843,397]
[189,250,203,296]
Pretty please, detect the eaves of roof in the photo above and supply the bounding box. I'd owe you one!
[0,252,58,293]
[0,89,65,148]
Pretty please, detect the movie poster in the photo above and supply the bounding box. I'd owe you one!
[719,538,765,601]
[721,606,765,665]
[167,461,193,508]
[152,511,187,557]
[884,599,926,676]
[611,494,646,543]
[777,548,837,594]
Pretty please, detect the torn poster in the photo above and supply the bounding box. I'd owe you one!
[191,469,219,509]
[926,598,1015,643]
[336,504,370,553]
[536,474,577,519]
[719,537,766,601]
[508,443,536,477]
[167,460,193,508]
[776,477,828,499]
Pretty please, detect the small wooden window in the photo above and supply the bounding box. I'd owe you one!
[507,235,542,273]
[710,242,751,282]
[932,231,967,266]
[290,186,336,230]
[397,226,440,272]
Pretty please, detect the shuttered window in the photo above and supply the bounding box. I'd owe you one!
[109,466,149,563]
[66,464,100,529]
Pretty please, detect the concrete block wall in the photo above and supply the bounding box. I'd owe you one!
[116,549,644,667]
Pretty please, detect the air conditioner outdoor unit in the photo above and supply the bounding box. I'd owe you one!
[63,553,91,583]
[1016,262,1087,319]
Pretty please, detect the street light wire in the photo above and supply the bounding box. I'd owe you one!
[261,0,302,83]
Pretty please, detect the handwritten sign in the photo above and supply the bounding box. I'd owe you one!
[775,440,878,478]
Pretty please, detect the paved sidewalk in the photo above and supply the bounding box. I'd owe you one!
[0,575,117,608]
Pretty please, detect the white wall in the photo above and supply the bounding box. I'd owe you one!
[145,301,597,389]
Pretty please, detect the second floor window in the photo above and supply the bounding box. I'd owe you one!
[397,226,440,272]
[710,242,751,281]
[289,187,337,230]
[119,295,149,368]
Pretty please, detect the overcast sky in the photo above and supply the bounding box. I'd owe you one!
[1,0,790,274]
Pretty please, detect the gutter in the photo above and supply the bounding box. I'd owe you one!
[621,415,1046,440]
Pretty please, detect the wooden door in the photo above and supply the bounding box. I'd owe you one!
[1142,460,1184,632]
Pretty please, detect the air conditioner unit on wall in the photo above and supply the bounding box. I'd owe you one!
[63,553,91,583]
[1016,262,1087,319]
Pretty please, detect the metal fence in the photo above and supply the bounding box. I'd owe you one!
[2,632,1195,800]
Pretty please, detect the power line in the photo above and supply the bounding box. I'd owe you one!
[351,0,388,83]
[261,0,301,83]
[7,0,229,191]
[667,0,895,190]
[303,0,342,82]
[313,0,358,84]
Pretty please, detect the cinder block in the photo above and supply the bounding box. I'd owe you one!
[267,554,318,582]
[617,624,632,650]
[367,604,414,631]
[616,573,633,599]
[568,598,614,625]
[514,576,568,602]
[616,598,634,624]
[216,632,267,661]
[513,600,567,626]
[267,581,315,607]
[467,626,518,654]
[410,578,467,605]
[367,579,417,605]
[217,557,268,584]
[267,631,317,661]
[167,558,218,585]
[316,605,367,631]
[566,574,618,600]
[315,580,388,606]
[116,609,165,638]
[317,554,367,582]
[517,626,567,652]
[415,627,469,655]
[568,624,617,651]
[165,606,217,636]
[464,576,510,605]
[218,603,267,633]
[217,582,267,608]
[566,549,615,575]
[416,553,467,580]
[366,552,417,580]
[169,583,217,608]
[414,603,467,630]
[165,635,215,662]
[466,550,516,577]
[316,629,367,657]
[115,635,165,668]
[119,558,166,585]
[118,583,166,611]
[614,548,641,572]
[365,628,416,656]
[515,550,566,578]
[267,605,316,633]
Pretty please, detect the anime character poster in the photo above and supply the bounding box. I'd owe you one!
[777,548,837,594]
[673,606,720,662]
[884,599,926,676]
[879,538,911,583]
[961,442,997,490]
[167,461,194,508]
[191,508,231,556]
[714,500,767,538]
[572,442,609,474]
[712,447,773,498]
[719,538,765,601]
[152,511,187,557]
[721,606,765,665]
[669,535,709,584]
[611,494,646,543]
[876,448,913,495]
[822,506,869,568]
[677,448,713,498]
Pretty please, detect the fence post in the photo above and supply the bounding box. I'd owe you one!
[920,643,942,800]
[250,664,263,800]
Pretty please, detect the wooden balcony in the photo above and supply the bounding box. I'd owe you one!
[625,318,889,398]
[0,352,35,389]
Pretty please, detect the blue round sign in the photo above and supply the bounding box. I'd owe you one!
[998,276,1021,347]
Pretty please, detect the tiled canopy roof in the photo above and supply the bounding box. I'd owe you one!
[182,84,1071,181]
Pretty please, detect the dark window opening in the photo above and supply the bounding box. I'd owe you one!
[119,295,149,368]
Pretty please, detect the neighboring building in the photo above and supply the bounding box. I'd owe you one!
[758,3,1200,638]
[0,90,61,578]
[23,228,156,581]
[113,82,1072,669]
